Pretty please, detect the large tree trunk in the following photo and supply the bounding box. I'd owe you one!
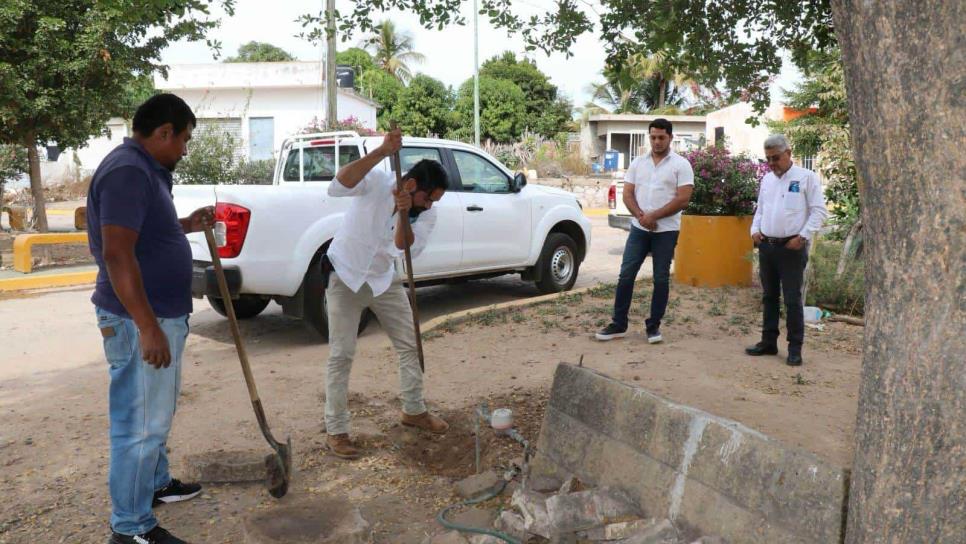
[831,1,965,542]
[25,139,49,232]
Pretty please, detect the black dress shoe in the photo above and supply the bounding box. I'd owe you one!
[787,353,804,366]
[745,342,779,356]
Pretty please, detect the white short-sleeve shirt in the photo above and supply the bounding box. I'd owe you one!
[327,168,437,296]
[625,152,695,232]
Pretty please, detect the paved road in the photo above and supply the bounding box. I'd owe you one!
[0,216,654,382]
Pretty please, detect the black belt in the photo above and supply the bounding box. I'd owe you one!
[762,235,796,245]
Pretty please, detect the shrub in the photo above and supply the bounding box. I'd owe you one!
[806,240,864,315]
[234,159,276,185]
[683,146,769,216]
[176,131,239,185]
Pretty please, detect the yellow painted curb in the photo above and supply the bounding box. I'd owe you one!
[47,209,76,216]
[583,208,609,217]
[0,270,97,292]
[421,283,605,336]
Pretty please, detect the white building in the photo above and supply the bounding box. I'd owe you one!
[67,61,379,173]
[704,101,816,170]
[156,62,378,161]
[580,113,707,170]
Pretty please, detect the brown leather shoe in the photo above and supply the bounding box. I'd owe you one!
[326,433,362,459]
[401,411,449,434]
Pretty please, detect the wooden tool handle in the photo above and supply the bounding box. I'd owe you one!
[388,122,425,372]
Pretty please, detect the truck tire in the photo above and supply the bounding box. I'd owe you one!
[303,255,371,342]
[207,295,270,319]
[534,232,580,294]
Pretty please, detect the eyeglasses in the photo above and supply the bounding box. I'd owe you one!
[765,153,785,163]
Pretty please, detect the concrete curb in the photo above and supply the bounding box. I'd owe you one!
[529,364,849,544]
[420,283,608,337]
[0,269,97,292]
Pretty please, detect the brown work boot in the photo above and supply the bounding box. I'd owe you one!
[326,433,362,460]
[401,411,449,434]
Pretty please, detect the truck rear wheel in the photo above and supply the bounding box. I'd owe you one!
[303,255,371,342]
[534,233,580,294]
[207,295,270,319]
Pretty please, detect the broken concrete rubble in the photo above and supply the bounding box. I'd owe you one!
[455,470,502,499]
[511,488,552,538]
[544,487,640,533]
[494,510,528,542]
[578,519,655,540]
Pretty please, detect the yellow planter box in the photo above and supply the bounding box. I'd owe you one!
[674,215,754,287]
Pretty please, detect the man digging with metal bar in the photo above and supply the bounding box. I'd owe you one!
[322,127,450,459]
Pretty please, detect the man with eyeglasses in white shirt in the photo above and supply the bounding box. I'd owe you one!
[745,134,828,366]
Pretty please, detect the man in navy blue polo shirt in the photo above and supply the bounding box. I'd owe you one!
[87,94,213,544]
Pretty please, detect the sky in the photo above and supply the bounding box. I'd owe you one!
[160,0,802,107]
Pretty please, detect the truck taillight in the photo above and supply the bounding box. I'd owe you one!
[608,184,617,209]
[214,203,251,258]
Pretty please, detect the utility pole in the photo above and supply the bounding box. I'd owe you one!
[473,0,480,147]
[325,0,337,129]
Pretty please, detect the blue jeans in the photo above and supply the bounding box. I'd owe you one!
[611,227,680,331]
[96,307,189,535]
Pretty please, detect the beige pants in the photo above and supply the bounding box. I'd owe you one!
[324,271,425,435]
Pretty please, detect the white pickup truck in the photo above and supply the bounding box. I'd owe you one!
[173,131,592,340]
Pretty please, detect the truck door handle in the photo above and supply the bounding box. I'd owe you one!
[466,205,484,212]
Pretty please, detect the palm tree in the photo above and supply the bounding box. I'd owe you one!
[359,20,426,84]
[628,52,695,110]
[588,79,647,114]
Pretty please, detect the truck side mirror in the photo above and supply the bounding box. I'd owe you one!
[512,172,527,192]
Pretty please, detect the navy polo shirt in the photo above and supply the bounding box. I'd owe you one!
[87,138,193,318]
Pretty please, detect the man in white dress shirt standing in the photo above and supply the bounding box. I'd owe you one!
[746,134,828,366]
[596,118,695,344]
[323,128,450,459]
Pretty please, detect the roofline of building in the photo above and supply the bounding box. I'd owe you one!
[588,113,707,123]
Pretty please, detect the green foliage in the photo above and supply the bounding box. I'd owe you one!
[392,75,455,137]
[591,63,687,114]
[114,74,158,121]
[176,130,239,185]
[225,41,295,62]
[0,145,28,189]
[453,76,527,143]
[807,240,864,315]
[307,1,834,117]
[770,50,859,238]
[176,129,278,185]
[0,0,233,225]
[336,47,375,82]
[357,68,405,130]
[233,158,276,185]
[480,51,572,138]
[683,146,770,216]
[359,20,426,84]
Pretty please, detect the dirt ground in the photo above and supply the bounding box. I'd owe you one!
[0,282,862,543]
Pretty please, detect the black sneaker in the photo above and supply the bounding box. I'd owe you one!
[109,525,186,544]
[153,479,202,507]
[595,323,627,341]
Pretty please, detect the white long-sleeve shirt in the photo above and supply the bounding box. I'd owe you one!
[751,165,828,240]
[327,168,436,296]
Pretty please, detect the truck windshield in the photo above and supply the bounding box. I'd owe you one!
[282,146,361,182]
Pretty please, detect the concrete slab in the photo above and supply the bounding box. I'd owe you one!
[530,364,849,544]
[243,496,371,544]
[183,450,268,483]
